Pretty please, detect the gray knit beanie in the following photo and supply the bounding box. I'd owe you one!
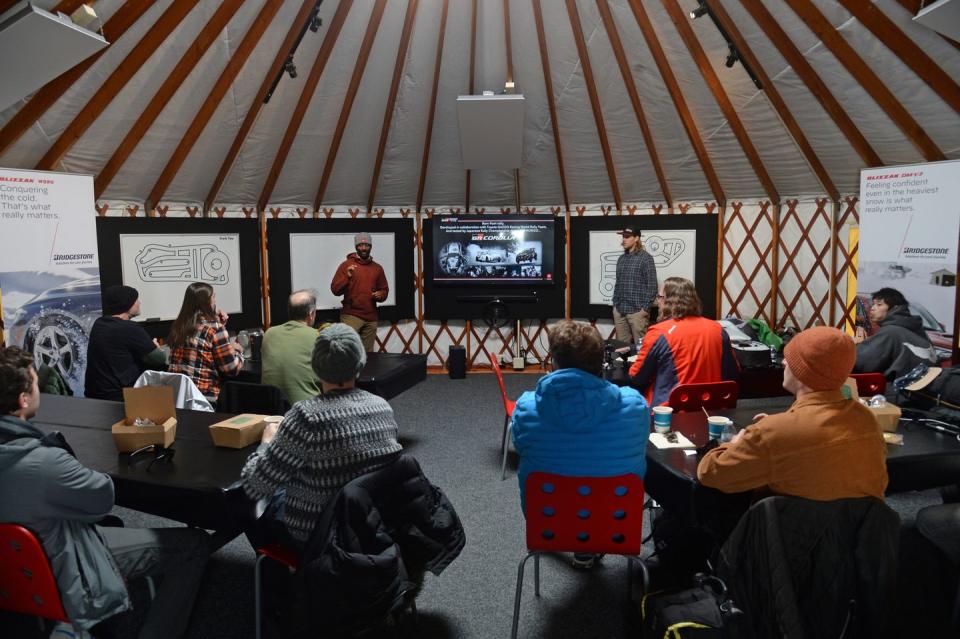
[312,323,367,384]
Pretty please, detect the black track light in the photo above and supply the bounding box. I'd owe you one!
[690,3,708,20]
[284,56,298,79]
[309,16,322,32]
[725,48,739,68]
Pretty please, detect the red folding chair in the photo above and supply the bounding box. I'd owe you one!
[668,381,739,412]
[0,523,70,628]
[851,373,886,397]
[510,473,650,639]
[488,351,517,480]
[254,543,300,639]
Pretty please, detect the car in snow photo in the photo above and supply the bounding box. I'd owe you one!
[476,250,505,263]
[515,247,538,263]
[7,277,101,394]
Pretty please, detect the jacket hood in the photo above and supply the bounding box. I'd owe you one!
[881,307,926,337]
[532,368,624,431]
[347,251,372,265]
[0,415,43,471]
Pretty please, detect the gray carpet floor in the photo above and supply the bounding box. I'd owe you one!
[107,373,940,639]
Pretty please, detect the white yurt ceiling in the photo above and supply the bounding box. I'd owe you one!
[1,0,958,212]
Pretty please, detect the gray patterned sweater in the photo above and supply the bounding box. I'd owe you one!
[241,388,402,542]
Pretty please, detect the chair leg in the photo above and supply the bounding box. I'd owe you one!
[254,554,265,639]
[501,413,509,456]
[512,553,535,639]
[626,556,650,602]
[534,553,541,597]
[500,419,511,481]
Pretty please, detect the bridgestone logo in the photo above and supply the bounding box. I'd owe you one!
[53,253,94,261]
[903,248,948,255]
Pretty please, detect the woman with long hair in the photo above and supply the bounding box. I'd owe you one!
[168,282,243,401]
[628,277,738,406]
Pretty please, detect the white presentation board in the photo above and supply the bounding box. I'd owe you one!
[119,233,243,321]
[588,229,697,305]
[290,233,396,310]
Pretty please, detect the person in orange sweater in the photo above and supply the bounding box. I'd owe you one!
[628,277,738,406]
[330,232,389,352]
[697,326,888,501]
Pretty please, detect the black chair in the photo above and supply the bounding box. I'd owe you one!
[218,381,291,415]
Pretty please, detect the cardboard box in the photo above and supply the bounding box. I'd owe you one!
[209,413,269,449]
[870,403,902,433]
[111,386,177,453]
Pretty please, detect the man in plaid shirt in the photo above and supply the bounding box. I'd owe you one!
[612,226,658,345]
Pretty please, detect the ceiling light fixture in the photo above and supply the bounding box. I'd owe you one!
[689,2,708,20]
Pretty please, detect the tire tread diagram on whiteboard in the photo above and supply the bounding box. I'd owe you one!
[135,243,230,284]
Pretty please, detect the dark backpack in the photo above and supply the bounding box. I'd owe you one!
[897,364,960,425]
[640,574,742,638]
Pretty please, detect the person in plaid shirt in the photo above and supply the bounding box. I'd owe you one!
[612,226,658,345]
[167,282,243,401]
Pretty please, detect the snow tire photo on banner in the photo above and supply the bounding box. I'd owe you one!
[0,168,99,395]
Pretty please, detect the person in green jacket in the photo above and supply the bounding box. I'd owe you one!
[262,290,323,403]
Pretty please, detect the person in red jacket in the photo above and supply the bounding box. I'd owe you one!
[628,276,738,406]
[330,232,389,352]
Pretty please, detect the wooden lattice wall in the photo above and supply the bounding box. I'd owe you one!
[95,197,862,369]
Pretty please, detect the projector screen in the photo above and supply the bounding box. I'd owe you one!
[290,232,396,310]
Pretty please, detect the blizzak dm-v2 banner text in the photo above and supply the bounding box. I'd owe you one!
[0,168,99,395]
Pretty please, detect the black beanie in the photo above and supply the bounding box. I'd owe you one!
[102,285,139,316]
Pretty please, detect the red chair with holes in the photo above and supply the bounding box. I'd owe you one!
[851,373,886,397]
[488,351,517,480]
[668,381,739,412]
[0,524,70,629]
[254,542,300,639]
[510,473,650,639]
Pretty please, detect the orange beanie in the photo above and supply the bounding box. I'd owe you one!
[783,326,856,391]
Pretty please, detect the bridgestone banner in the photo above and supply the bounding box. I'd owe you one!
[0,168,99,395]
[859,160,960,359]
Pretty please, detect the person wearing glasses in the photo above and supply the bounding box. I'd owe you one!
[628,277,738,406]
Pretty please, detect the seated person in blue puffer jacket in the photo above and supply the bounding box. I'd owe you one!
[511,320,650,566]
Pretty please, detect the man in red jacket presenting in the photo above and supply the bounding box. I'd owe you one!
[330,232,388,352]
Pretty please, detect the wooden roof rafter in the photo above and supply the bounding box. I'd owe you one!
[738,0,882,168]
[94,0,247,199]
[35,0,199,171]
[782,0,945,162]
[625,0,724,207]
[313,0,389,211]
[662,0,779,205]
[836,0,960,114]
[367,0,420,213]
[565,0,622,212]
[531,0,570,213]
[147,0,285,211]
[0,1,154,157]
[415,0,450,214]
[707,1,838,202]
[594,0,672,209]
[256,0,354,213]
[205,0,318,211]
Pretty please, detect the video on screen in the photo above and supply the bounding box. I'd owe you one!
[432,217,555,285]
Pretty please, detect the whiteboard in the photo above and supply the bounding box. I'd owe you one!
[119,233,243,321]
[588,230,697,305]
[290,233,396,310]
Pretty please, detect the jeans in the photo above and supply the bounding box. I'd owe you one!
[97,526,211,639]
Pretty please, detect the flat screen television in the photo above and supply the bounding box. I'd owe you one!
[431,216,557,285]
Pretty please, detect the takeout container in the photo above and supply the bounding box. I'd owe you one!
[843,376,901,432]
[209,413,272,449]
[111,386,177,452]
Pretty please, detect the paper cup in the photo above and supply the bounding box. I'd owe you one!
[652,406,673,433]
[707,416,730,440]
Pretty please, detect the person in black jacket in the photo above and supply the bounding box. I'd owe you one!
[853,287,937,380]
